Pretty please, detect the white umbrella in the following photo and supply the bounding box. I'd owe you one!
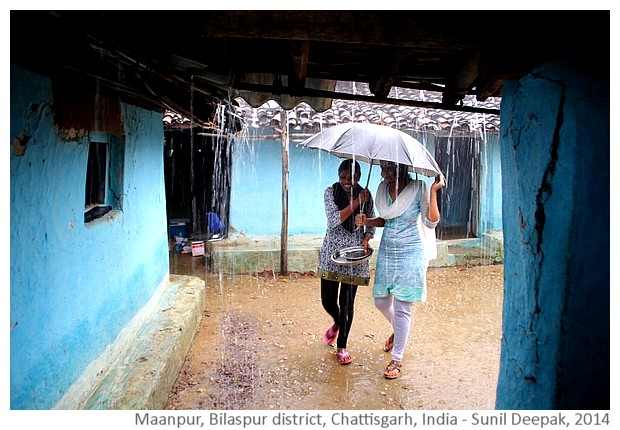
[298,123,443,184]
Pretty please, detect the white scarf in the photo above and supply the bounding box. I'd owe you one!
[376,179,437,267]
[375,180,419,219]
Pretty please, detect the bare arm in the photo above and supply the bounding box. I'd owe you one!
[339,188,371,223]
[427,175,446,222]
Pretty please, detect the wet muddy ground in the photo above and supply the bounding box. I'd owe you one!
[165,253,503,410]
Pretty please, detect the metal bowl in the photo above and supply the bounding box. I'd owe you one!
[331,246,373,266]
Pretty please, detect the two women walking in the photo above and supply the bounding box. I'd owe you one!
[318,159,445,379]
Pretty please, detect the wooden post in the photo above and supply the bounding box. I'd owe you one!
[280,110,289,275]
[190,126,198,235]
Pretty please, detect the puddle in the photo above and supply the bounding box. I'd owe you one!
[165,252,503,410]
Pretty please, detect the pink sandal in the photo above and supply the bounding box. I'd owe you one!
[322,324,339,345]
[336,349,353,365]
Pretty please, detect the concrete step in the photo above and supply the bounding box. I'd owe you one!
[71,275,205,410]
[207,232,504,274]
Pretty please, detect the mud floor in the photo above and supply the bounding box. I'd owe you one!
[165,253,504,410]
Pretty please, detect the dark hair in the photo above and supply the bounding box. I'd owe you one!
[338,159,362,177]
[380,160,409,178]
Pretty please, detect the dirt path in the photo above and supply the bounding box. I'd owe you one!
[165,257,503,410]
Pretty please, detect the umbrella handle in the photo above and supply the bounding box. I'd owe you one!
[364,163,373,190]
[358,162,373,234]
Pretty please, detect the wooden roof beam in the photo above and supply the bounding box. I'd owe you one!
[288,40,310,95]
[442,51,480,105]
[369,48,401,99]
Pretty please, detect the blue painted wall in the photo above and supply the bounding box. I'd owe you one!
[480,134,503,232]
[10,65,170,409]
[230,137,384,236]
[496,60,609,409]
[229,132,502,238]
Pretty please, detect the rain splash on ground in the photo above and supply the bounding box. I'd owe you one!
[165,252,503,410]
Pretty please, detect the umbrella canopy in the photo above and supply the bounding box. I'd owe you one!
[298,122,442,178]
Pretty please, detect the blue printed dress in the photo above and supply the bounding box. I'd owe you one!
[373,180,439,302]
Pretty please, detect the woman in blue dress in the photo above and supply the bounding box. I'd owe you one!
[317,159,375,365]
[356,161,445,379]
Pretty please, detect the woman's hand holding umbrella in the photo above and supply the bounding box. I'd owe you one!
[357,188,371,206]
[354,187,372,234]
[354,188,373,251]
[428,175,446,223]
[355,213,367,227]
[432,175,446,192]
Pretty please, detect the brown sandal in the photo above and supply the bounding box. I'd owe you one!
[383,333,394,352]
[384,360,402,379]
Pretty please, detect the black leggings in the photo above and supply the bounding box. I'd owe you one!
[320,279,358,349]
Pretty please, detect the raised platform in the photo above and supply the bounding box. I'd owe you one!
[57,275,205,410]
[67,231,502,409]
[207,231,504,274]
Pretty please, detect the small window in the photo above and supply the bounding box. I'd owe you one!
[84,133,124,223]
[85,141,107,207]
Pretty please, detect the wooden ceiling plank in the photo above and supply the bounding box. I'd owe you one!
[288,40,310,95]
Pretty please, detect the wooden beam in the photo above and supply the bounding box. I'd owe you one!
[442,51,481,105]
[477,79,504,101]
[235,82,500,115]
[289,40,309,95]
[453,52,481,91]
[369,48,400,98]
[184,11,478,49]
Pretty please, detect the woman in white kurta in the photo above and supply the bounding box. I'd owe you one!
[356,161,445,379]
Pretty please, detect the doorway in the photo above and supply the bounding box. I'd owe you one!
[434,135,480,240]
[163,126,231,239]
